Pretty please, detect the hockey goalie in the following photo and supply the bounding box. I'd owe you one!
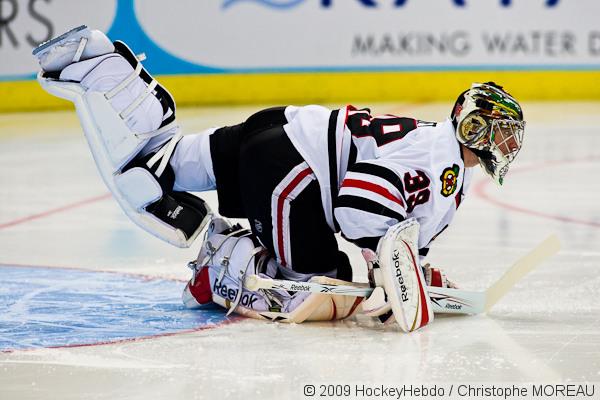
[33,27,525,332]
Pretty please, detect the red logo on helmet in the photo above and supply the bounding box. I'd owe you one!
[454,103,463,117]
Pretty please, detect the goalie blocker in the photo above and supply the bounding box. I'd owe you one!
[34,26,211,247]
[372,218,434,332]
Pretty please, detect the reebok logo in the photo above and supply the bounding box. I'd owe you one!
[167,206,184,220]
[445,303,462,310]
[290,283,311,291]
[392,250,409,302]
[213,280,259,308]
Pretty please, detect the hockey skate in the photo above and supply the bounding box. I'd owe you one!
[34,26,211,247]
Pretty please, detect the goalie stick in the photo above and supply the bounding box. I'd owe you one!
[246,274,483,314]
[245,234,560,315]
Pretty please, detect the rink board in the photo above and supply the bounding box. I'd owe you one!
[2,70,600,113]
[2,0,600,112]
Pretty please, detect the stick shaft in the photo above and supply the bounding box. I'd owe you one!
[245,234,560,316]
[245,275,373,295]
[484,234,561,311]
[245,275,484,314]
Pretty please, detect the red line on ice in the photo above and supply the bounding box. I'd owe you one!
[0,318,242,354]
[473,157,600,228]
[0,193,111,230]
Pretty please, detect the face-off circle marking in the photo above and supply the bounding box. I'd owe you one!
[0,265,231,352]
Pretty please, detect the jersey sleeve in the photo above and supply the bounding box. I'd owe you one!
[334,161,407,250]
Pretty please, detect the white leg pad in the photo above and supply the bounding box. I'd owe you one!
[36,46,208,247]
[114,168,162,210]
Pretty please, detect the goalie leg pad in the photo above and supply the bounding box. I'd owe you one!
[182,219,273,312]
[34,28,211,247]
[114,167,162,209]
[33,25,115,72]
[376,218,434,332]
[182,218,363,323]
[278,276,363,323]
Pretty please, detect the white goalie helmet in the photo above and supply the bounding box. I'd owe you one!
[451,82,525,185]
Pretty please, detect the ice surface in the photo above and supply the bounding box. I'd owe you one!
[0,265,231,351]
[0,103,598,399]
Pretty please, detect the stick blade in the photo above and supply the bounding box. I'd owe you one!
[484,234,561,312]
[428,286,486,314]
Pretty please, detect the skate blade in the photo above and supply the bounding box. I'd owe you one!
[32,25,88,56]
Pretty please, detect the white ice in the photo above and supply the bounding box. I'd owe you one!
[0,103,599,399]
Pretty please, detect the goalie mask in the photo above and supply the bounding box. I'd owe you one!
[451,82,525,185]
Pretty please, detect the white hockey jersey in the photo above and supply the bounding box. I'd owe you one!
[283,105,473,252]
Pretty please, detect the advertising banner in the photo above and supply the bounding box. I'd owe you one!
[137,0,600,72]
[0,0,599,109]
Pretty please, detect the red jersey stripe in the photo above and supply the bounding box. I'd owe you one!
[341,178,404,207]
[276,167,313,267]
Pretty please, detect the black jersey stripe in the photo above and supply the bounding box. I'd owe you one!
[328,109,341,232]
[348,140,358,169]
[342,234,380,252]
[336,194,405,222]
[348,162,406,202]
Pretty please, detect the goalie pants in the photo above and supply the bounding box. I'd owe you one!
[208,107,351,280]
